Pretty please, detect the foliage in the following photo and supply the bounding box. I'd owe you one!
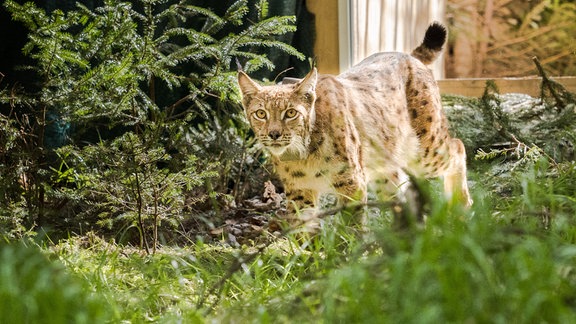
[0,0,302,245]
[443,82,576,163]
[187,112,269,204]
[0,242,112,323]
[22,154,576,323]
[506,0,576,76]
[57,132,218,253]
[447,0,576,77]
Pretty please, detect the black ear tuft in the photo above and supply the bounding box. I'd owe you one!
[235,58,244,72]
[309,56,318,69]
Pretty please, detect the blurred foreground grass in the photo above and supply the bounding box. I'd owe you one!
[2,156,576,323]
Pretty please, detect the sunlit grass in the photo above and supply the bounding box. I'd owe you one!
[2,158,576,323]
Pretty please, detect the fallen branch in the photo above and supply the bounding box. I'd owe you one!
[532,56,574,109]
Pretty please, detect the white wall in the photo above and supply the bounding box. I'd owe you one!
[342,0,446,78]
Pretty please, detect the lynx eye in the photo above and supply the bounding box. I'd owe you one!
[284,108,298,119]
[253,109,267,120]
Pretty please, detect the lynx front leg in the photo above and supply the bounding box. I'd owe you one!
[332,169,368,227]
[284,188,320,230]
[372,170,427,227]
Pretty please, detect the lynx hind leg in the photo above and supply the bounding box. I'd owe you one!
[442,138,473,207]
[405,65,471,207]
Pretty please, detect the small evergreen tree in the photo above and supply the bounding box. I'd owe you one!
[0,0,303,248]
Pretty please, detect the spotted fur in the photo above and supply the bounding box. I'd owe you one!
[238,22,472,223]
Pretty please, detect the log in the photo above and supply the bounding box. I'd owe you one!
[438,76,576,97]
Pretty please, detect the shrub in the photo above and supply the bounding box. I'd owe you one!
[0,0,303,247]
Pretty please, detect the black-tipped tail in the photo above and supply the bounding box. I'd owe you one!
[422,22,447,51]
[411,22,447,65]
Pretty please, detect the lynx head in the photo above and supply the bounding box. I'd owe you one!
[238,68,318,160]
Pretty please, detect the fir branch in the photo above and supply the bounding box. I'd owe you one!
[223,0,249,26]
[532,56,575,110]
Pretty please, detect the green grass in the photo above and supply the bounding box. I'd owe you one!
[2,158,576,323]
[0,242,112,323]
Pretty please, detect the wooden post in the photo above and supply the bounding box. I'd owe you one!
[306,0,341,75]
[437,77,576,97]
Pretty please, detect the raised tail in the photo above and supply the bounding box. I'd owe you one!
[411,22,447,65]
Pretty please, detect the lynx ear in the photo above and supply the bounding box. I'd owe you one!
[296,68,318,95]
[295,68,317,108]
[237,71,262,98]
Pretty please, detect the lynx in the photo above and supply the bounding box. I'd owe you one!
[238,22,472,224]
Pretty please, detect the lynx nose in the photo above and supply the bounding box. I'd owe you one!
[268,130,282,140]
